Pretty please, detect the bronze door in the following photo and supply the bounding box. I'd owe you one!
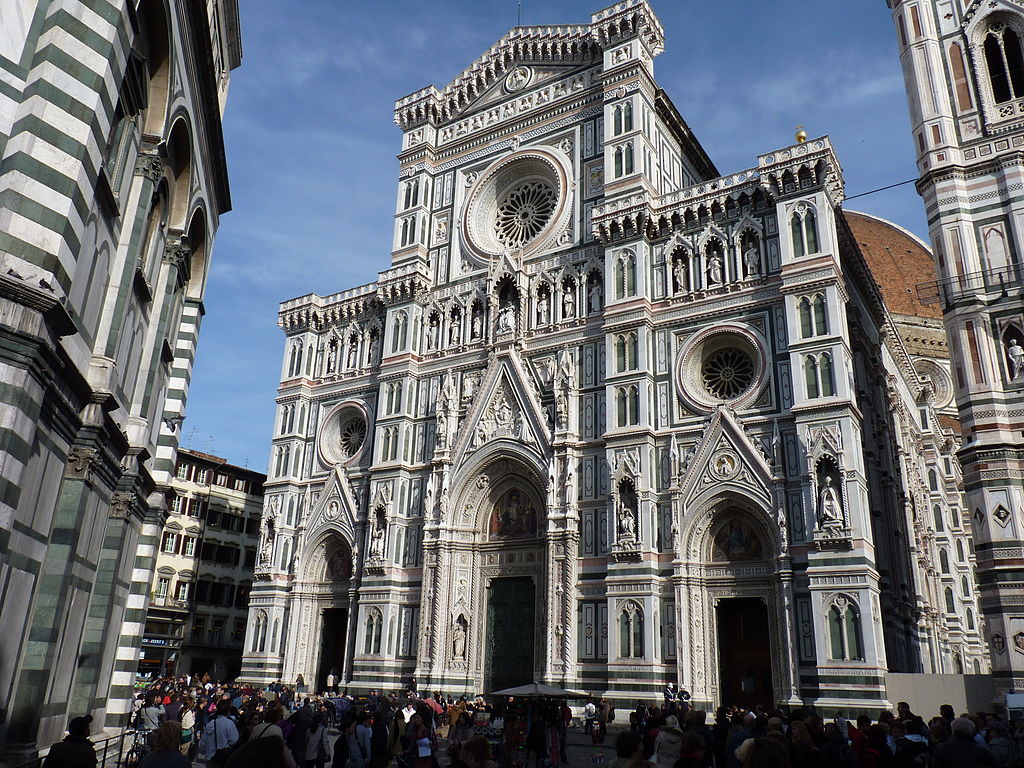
[485,577,535,692]
[716,597,774,709]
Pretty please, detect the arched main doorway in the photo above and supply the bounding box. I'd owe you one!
[423,445,551,695]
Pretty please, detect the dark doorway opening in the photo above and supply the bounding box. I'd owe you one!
[717,597,774,709]
[318,608,347,690]
[485,576,536,692]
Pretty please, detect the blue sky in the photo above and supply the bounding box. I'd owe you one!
[183,0,924,469]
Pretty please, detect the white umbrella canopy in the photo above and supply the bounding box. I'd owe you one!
[488,682,589,698]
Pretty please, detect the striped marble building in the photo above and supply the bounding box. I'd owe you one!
[0,0,239,760]
[242,1,985,714]
[890,0,1024,702]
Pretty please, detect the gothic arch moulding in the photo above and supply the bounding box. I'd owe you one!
[679,491,781,563]
[447,445,547,539]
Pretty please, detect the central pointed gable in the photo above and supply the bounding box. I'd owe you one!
[452,350,551,469]
[304,464,359,546]
[678,407,774,508]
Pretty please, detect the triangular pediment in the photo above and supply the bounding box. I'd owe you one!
[304,465,359,546]
[452,350,551,468]
[678,408,774,508]
[434,28,600,118]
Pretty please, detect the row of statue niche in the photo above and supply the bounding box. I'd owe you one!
[428,301,531,350]
[671,243,761,294]
[324,333,381,373]
[536,279,603,325]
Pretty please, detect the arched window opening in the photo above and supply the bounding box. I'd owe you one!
[945,586,955,613]
[819,353,836,397]
[619,602,644,658]
[828,596,863,661]
[961,575,970,596]
[956,539,966,562]
[616,251,636,299]
[812,294,828,334]
[271,619,280,653]
[984,24,1024,103]
[613,105,623,136]
[799,298,813,338]
[940,548,950,573]
[967,608,976,631]
[929,469,938,492]
[933,505,944,532]
[805,211,819,253]
[804,356,820,399]
[279,539,291,572]
[954,652,964,674]
[614,146,623,178]
[624,143,634,175]
[791,214,805,259]
[256,612,268,653]
[623,102,633,132]
[364,609,383,655]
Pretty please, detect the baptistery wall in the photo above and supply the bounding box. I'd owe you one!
[242,0,986,712]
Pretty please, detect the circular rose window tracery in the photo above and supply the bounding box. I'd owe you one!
[318,402,370,466]
[462,148,571,260]
[339,415,367,459]
[702,347,756,400]
[495,180,557,248]
[675,324,768,413]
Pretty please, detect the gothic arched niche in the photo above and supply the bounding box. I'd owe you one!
[449,448,546,541]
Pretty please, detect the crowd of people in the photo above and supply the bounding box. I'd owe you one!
[41,674,1024,768]
[613,699,1024,767]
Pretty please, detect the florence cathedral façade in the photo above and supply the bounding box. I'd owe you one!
[240,0,987,712]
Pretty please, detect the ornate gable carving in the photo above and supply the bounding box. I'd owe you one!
[678,407,774,509]
[304,466,359,547]
[451,350,551,469]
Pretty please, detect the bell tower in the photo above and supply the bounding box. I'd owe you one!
[890,0,1024,696]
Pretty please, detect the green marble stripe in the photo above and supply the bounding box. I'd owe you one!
[3,150,86,217]
[0,196,78,283]
[41,7,121,61]
[28,42,114,125]
[0,74,21,106]
[0,422,34,467]
[6,113,98,185]
[8,68,107,155]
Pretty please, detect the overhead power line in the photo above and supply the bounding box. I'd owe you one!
[845,178,917,201]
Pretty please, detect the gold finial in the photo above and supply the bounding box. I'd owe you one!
[795,125,807,144]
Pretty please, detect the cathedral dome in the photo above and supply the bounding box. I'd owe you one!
[843,210,941,320]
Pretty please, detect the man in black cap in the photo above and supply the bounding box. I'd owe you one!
[43,714,96,767]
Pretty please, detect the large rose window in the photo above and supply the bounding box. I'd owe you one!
[495,180,557,248]
[318,402,369,466]
[676,324,768,413]
[462,148,571,259]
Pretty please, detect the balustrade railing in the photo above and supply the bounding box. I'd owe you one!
[7,728,146,768]
[916,265,1023,306]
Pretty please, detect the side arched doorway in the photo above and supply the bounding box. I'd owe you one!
[287,534,354,691]
[677,497,800,710]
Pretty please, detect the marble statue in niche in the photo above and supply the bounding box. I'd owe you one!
[537,290,550,325]
[818,475,843,525]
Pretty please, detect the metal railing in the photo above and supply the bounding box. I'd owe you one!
[916,265,1024,306]
[7,729,149,768]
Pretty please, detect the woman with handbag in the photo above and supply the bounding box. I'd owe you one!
[178,696,196,757]
[303,714,331,768]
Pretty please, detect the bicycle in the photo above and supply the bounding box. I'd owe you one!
[122,729,152,768]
